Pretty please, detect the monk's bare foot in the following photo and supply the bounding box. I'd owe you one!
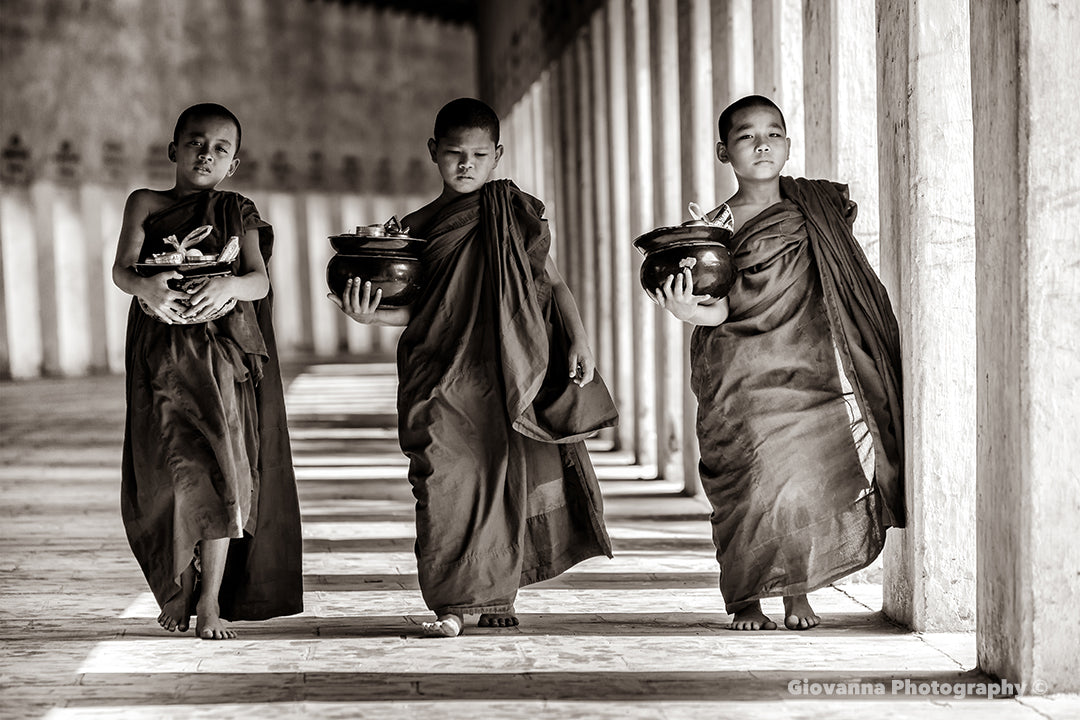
[195,597,236,640]
[477,609,519,628]
[422,613,464,637]
[728,600,777,631]
[783,594,820,630]
[157,564,196,632]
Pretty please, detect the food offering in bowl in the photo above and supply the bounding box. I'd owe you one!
[632,217,735,301]
[135,226,241,285]
[326,217,426,307]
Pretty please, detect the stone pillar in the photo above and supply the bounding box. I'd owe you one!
[751,0,805,176]
[605,0,638,455]
[971,0,1080,693]
[575,34,599,346]
[650,0,686,485]
[710,0,754,200]
[590,9,616,421]
[556,52,582,303]
[626,0,659,470]
[803,0,836,179]
[676,0,714,495]
[0,187,43,377]
[835,0,880,263]
[876,0,977,631]
[541,68,565,264]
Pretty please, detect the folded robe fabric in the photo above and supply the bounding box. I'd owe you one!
[121,190,303,621]
[690,177,904,612]
[779,176,905,527]
[397,179,616,616]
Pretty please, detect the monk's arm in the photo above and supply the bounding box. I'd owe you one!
[545,256,596,384]
[112,190,190,323]
[546,256,589,342]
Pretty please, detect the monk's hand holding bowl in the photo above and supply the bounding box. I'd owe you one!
[568,339,596,387]
[653,268,712,323]
[139,270,188,325]
[329,277,383,324]
[183,276,235,321]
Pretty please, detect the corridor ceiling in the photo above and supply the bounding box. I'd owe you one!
[326,0,477,24]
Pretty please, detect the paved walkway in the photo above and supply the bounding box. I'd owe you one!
[2,362,1077,719]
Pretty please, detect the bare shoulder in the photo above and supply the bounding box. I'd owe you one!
[123,188,173,221]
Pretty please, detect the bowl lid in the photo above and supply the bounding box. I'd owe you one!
[632,224,733,255]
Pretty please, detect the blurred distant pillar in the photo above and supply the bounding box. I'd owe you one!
[710,0,754,201]
[626,0,660,470]
[650,0,687,487]
[605,0,638,455]
[675,0,714,495]
[751,0,805,176]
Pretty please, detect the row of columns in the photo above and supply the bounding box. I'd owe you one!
[492,0,1079,694]
[498,0,883,493]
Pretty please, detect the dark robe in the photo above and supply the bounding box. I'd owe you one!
[690,177,903,612]
[121,190,303,621]
[397,180,617,616]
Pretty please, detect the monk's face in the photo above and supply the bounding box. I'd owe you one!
[428,127,503,196]
[169,115,240,191]
[716,105,790,181]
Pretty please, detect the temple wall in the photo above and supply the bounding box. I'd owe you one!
[0,0,476,377]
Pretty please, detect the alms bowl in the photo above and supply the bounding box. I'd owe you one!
[633,224,736,300]
[326,253,423,307]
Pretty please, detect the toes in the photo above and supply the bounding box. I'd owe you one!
[785,614,819,630]
[762,619,777,630]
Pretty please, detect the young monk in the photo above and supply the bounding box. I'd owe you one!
[113,103,303,639]
[332,97,618,637]
[653,95,904,631]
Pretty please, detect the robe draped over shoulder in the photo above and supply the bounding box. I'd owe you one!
[690,177,903,612]
[121,190,303,621]
[397,179,616,616]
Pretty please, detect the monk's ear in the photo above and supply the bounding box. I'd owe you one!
[226,157,240,177]
[716,141,730,165]
[427,138,438,162]
[167,142,176,163]
[493,144,504,167]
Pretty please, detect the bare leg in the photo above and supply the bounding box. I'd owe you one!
[728,600,777,631]
[783,594,820,630]
[422,613,464,637]
[195,538,236,640]
[157,561,197,632]
[478,606,519,628]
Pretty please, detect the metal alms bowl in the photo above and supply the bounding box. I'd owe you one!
[633,224,736,300]
[326,225,427,307]
[326,253,423,307]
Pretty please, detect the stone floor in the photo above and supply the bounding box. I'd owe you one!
[2,360,1078,719]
